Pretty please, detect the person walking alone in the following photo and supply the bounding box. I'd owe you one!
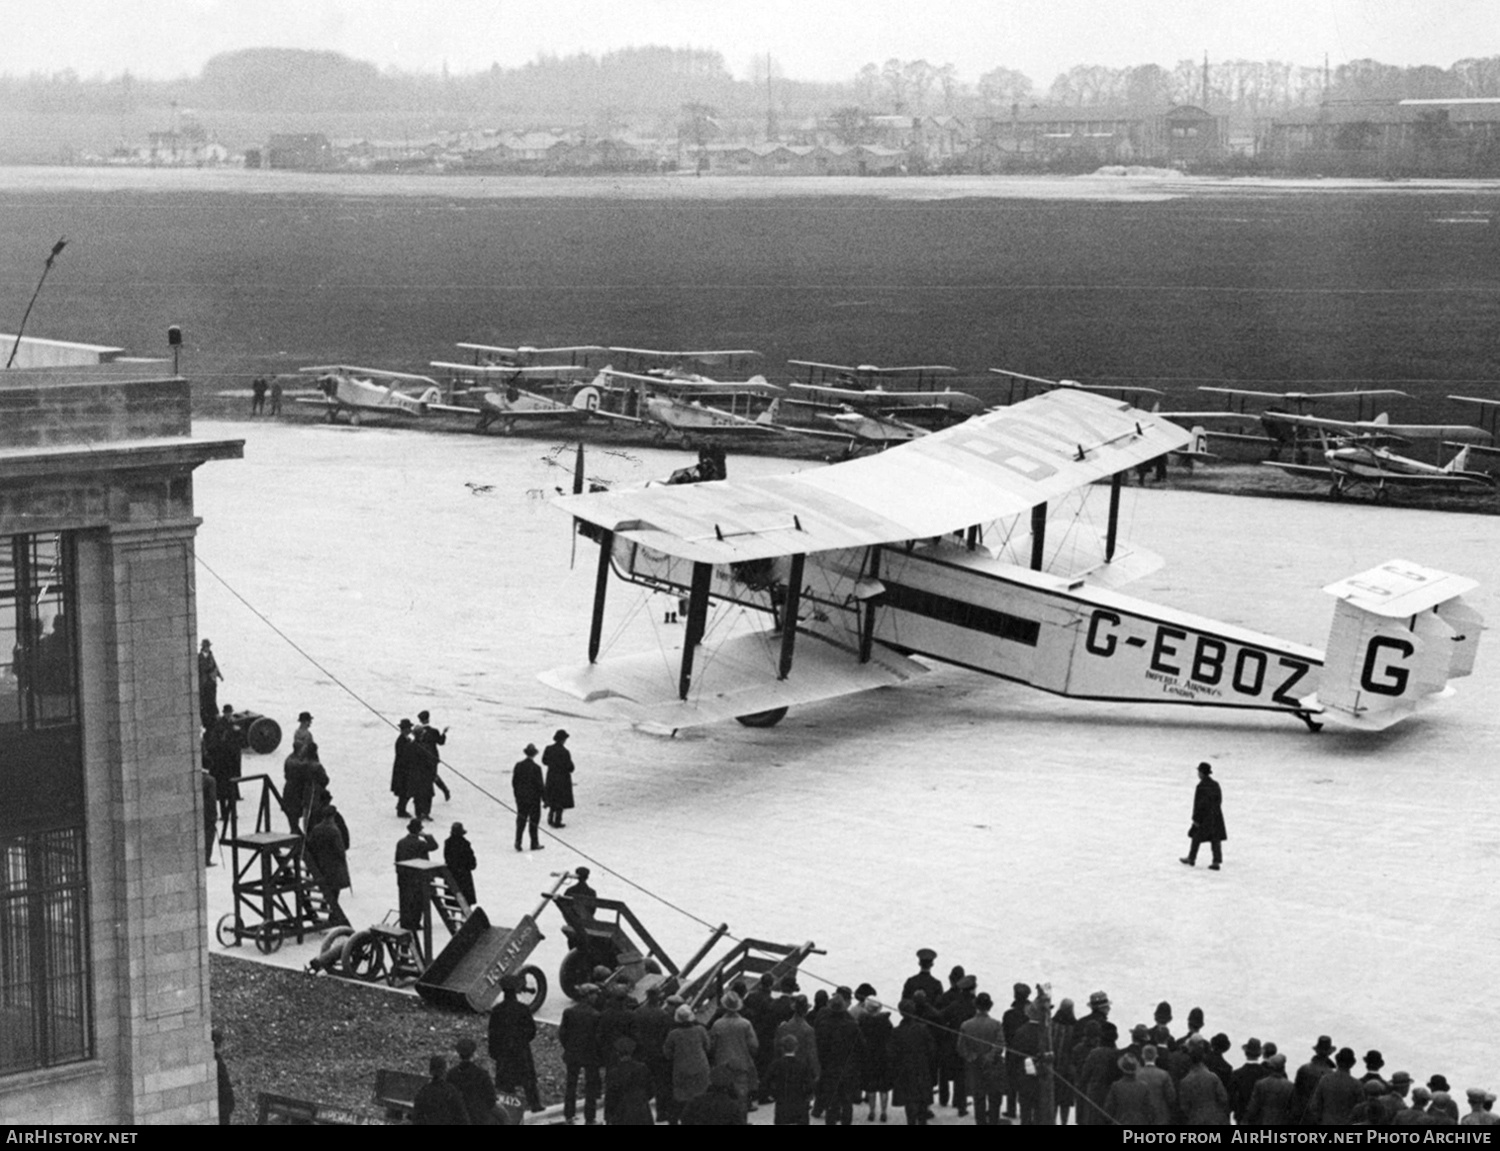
[1180,761,1227,870]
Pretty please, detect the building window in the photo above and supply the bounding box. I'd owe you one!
[1,533,77,730]
[0,532,91,1077]
[0,827,93,1074]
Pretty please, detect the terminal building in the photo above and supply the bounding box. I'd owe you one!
[0,351,241,1122]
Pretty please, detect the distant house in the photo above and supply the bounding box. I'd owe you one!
[973,104,1226,168]
[1267,100,1500,175]
[265,133,334,171]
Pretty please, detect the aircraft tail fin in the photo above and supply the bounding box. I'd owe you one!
[571,385,601,412]
[1190,426,1209,456]
[1308,560,1482,730]
[1444,445,1472,473]
[1373,411,1389,425]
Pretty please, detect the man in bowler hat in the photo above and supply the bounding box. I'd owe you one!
[1181,761,1227,870]
[512,743,545,852]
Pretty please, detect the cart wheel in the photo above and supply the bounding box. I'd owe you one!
[245,716,282,755]
[516,965,548,1014]
[317,925,354,968]
[215,913,241,949]
[341,930,386,981]
[255,925,283,955]
[559,948,593,1001]
[735,707,787,728]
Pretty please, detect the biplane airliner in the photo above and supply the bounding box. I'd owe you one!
[429,361,641,434]
[541,389,1481,734]
[295,365,474,425]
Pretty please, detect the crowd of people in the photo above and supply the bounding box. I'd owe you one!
[467,954,1497,1127]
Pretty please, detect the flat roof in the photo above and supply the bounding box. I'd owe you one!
[0,362,178,391]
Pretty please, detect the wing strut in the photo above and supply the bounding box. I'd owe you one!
[859,547,882,664]
[1105,472,1122,562]
[778,554,806,680]
[678,562,714,700]
[1030,503,1047,571]
[587,530,614,663]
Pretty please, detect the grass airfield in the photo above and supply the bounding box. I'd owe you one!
[197,418,1500,1098]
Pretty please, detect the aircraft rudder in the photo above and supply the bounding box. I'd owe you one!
[1312,560,1483,728]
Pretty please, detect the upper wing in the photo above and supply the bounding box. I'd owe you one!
[557,388,1189,565]
[297,365,440,387]
[430,360,592,379]
[1274,412,1490,443]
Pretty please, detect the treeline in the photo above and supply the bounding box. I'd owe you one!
[5,47,1500,126]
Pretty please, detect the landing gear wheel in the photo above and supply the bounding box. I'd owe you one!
[559,948,594,1001]
[349,412,362,427]
[340,930,386,981]
[255,924,284,955]
[735,707,788,728]
[215,913,241,949]
[516,965,548,1014]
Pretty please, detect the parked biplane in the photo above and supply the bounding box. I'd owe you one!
[456,342,608,368]
[295,366,475,425]
[1261,432,1497,500]
[541,389,1481,734]
[1187,386,1412,458]
[606,347,763,384]
[429,361,641,434]
[596,368,788,444]
[778,360,984,448]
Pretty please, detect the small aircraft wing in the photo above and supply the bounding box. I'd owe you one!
[1197,386,1410,404]
[557,388,1190,565]
[988,368,1163,399]
[788,359,858,374]
[1271,411,1491,443]
[430,360,593,379]
[539,630,927,731]
[297,365,442,387]
[1259,460,1333,480]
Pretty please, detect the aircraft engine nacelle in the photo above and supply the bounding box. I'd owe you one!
[1311,561,1482,730]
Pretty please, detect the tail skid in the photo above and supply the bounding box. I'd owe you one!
[1305,560,1482,730]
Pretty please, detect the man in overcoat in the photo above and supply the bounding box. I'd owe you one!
[391,718,415,817]
[444,821,477,905]
[1181,761,1227,869]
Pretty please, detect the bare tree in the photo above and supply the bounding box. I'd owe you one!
[881,58,908,112]
[829,105,874,145]
[903,59,937,114]
[978,66,1034,111]
[936,62,961,113]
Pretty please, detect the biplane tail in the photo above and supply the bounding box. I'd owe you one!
[1443,445,1472,474]
[1308,560,1482,730]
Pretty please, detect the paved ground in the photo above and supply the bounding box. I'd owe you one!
[197,418,1500,1098]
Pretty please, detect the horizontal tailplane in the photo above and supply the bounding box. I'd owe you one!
[1308,560,1482,730]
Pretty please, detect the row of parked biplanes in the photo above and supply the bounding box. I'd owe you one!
[293,344,1500,502]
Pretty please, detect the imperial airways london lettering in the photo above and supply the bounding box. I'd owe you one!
[1084,609,1314,709]
[1118,1132,1495,1145]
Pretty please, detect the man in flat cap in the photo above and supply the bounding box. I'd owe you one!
[1181,761,1227,870]
[512,743,545,852]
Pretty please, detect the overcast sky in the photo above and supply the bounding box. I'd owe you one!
[10,0,1494,83]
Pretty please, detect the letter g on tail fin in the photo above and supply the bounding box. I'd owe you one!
[1307,560,1482,730]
